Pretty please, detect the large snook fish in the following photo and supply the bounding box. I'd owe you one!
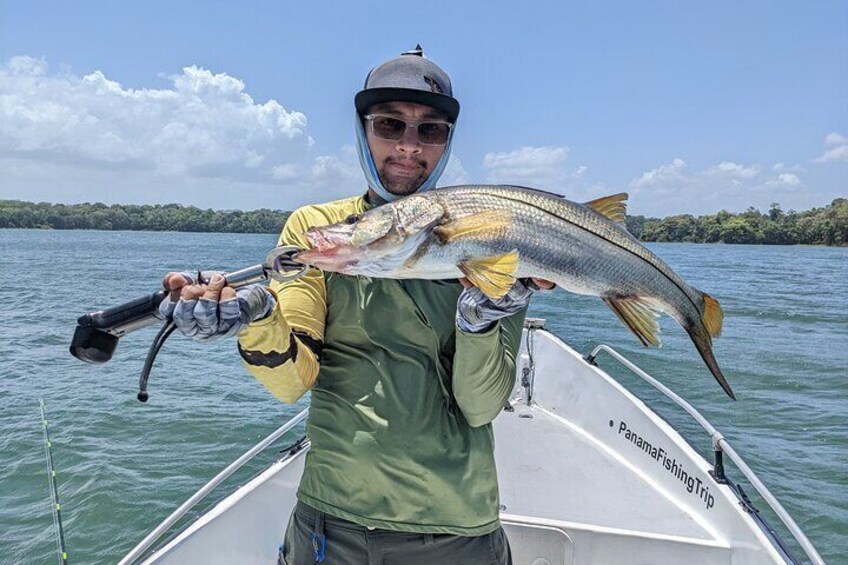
[295,185,734,399]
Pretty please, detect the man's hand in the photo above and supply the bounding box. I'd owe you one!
[456,277,554,333]
[157,272,276,341]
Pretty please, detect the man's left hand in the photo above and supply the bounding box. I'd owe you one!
[456,278,554,333]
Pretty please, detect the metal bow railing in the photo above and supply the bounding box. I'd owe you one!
[586,344,824,565]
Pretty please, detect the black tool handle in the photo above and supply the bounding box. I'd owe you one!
[79,290,168,334]
[70,291,167,364]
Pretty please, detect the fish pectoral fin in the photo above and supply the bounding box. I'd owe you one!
[434,210,512,243]
[584,193,628,224]
[459,250,520,300]
[602,295,663,347]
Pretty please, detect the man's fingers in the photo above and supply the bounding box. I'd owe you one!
[220,287,236,301]
[217,297,241,336]
[172,298,200,337]
[202,274,226,301]
[179,284,203,300]
[164,272,192,301]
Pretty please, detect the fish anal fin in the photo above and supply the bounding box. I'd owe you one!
[702,292,724,338]
[584,193,628,224]
[459,250,519,300]
[602,295,662,347]
[434,210,512,243]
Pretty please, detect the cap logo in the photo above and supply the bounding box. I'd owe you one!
[424,75,443,94]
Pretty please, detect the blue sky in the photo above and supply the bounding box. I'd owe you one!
[1,0,845,216]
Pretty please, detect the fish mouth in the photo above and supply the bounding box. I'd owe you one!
[294,228,360,272]
[305,228,349,252]
[293,247,359,272]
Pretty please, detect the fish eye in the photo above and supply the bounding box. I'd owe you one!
[344,214,360,225]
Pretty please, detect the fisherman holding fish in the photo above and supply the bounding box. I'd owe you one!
[161,47,552,564]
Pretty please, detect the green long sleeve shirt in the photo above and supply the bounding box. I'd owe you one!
[237,194,526,535]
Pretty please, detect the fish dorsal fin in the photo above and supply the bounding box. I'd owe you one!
[584,193,628,224]
[459,250,519,300]
[434,209,512,243]
[602,295,663,347]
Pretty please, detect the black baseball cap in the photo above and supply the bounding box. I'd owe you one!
[355,45,460,123]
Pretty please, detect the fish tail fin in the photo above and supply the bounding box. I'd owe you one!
[686,318,736,400]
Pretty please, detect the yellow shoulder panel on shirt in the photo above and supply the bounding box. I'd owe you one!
[271,195,370,344]
[238,194,370,403]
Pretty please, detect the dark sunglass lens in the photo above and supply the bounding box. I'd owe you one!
[417,123,449,145]
[373,117,406,140]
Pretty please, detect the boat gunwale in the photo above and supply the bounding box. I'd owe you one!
[583,342,819,565]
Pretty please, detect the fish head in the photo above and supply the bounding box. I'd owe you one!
[295,196,445,275]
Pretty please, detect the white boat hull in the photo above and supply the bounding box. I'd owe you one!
[133,328,805,564]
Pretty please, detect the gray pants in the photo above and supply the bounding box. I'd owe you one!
[279,502,512,565]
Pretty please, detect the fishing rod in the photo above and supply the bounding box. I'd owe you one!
[68,246,308,402]
[40,399,69,565]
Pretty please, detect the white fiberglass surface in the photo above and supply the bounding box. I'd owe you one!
[494,404,714,541]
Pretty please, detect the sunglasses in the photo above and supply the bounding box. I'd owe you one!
[364,114,452,146]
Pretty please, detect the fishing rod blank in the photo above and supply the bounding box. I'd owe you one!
[40,399,69,565]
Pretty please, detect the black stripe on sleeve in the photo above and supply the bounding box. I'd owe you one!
[238,332,298,368]
[292,330,323,359]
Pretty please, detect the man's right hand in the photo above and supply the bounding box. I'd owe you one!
[157,272,276,341]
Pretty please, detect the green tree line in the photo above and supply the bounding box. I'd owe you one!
[1,198,846,245]
[0,201,290,234]
[625,199,847,246]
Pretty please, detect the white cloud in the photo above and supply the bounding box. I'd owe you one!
[769,173,801,187]
[271,164,300,180]
[0,56,368,210]
[815,146,848,163]
[482,145,586,193]
[772,162,803,173]
[310,145,361,188]
[628,158,808,216]
[704,161,759,179]
[814,132,848,163]
[0,57,312,176]
[824,132,848,146]
[630,157,688,189]
[439,154,471,186]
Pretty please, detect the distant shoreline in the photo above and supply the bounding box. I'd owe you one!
[2,198,846,246]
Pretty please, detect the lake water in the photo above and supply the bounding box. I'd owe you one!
[1,229,845,563]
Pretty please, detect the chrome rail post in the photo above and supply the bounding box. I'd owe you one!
[588,344,824,565]
[119,409,309,565]
[521,318,546,406]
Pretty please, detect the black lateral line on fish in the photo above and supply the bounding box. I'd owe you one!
[483,189,703,317]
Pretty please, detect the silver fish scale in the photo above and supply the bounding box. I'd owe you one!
[418,185,704,316]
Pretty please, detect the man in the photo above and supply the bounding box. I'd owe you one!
[162,46,549,564]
